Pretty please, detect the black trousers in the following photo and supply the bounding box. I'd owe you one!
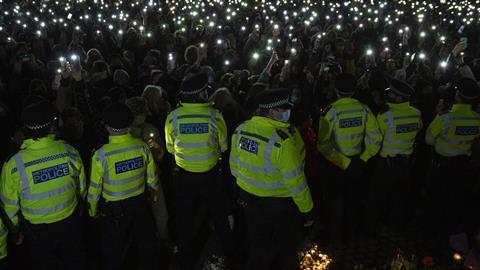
[426,154,473,234]
[363,156,413,236]
[239,190,302,270]
[99,194,160,270]
[173,166,234,270]
[323,159,364,243]
[23,209,87,270]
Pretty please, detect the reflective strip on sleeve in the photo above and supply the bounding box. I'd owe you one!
[172,110,178,138]
[103,181,144,197]
[147,172,156,179]
[0,194,18,206]
[283,167,303,180]
[381,146,413,155]
[175,139,216,148]
[89,181,101,189]
[22,196,75,215]
[289,181,308,196]
[104,171,144,186]
[440,136,473,146]
[88,193,100,200]
[231,168,284,189]
[169,114,218,122]
[6,209,18,219]
[264,132,280,174]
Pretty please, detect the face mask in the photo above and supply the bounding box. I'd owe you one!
[279,109,291,123]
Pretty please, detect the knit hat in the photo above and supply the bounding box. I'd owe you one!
[180,73,209,95]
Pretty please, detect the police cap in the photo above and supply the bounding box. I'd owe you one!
[334,73,357,95]
[21,100,57,130]
[103,103,134,131]
[256,88,293,109]
[180,73,209,95]
[387,79,414,98]
[455,77,480,100]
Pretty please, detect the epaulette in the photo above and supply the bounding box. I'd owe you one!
[276,129,289,140]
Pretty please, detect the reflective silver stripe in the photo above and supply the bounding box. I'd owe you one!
[365,138,381,146]
[22,181,75,200]
[366,130,381,136]
[335,133,364,141]
[382,146,413,154]
[0,194,18,206]
[385,138,415,145]
[6,210,17,219]
[148,182,158,189]
[337,109,365,116]
[0,227,7,237]
[435,144,469,156]
[176,150,218,161]
[440,136,473,146]
[63,143,78,162]
[147,172,156,179]
[104,145,143,157]
[103,181,144,197]
[169,114,215,122]
[284,167,303,180]
[175,139,216,148]
[337,144,361,153]
[22,196,75,215]
[172,110,178,138]
[14,153,29,193]
[264,132,280,174]
[290,181,307,196]
[88,193,100,200]
[104,171,144,186]
[230,156,276,174]
[231,168,284,189]
[393,115,420,120]
[89,181,101,189]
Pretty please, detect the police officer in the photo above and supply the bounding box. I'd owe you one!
[87,103,160,270]
[0,218,7,269]
[425,78,480,233]
[364,79,422,236]
[230,88,314,270]
[0,100,87,270]
[165,73,233,269]
[317,73,382,242]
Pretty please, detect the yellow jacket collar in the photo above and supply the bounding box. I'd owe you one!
[180,102,212,107]
[451,104,472,112]
[108,133,134,143]
[387,102,410,109]
[21,134,56,150]
[334,97,360,105]
[252,116,290,128]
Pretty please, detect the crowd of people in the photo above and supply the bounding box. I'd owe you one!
[0,0,480,269]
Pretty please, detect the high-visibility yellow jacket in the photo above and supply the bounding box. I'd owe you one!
[317,97,382,170]
[0,218,6,260]
[426,104,480,157]
[0,135,86,226]
[165,103,228,173]
[377,102,423,157]
[230,116,313,213]
[87,134,158,216]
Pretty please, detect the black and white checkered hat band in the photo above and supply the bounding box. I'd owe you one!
[182,83,208,95]
[106,125,129,132]
[25,118,57,130]
[259,98,289,109]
